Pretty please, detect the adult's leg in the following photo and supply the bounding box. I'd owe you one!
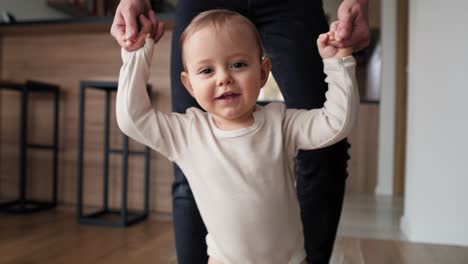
[171,2,206,263]
[250,1,350,263]
[170,1,248,263]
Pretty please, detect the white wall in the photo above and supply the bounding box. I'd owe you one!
[0,0,69,21]
[401,0,468,246]
[376,0,396,195]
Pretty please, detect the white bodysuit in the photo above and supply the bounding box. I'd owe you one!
[116,39,358,264]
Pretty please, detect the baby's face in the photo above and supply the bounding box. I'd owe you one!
[181,22,270,129]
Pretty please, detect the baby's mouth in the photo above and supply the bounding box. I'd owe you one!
[216,92,240,100]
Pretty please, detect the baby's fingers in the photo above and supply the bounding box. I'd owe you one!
[317,33,329,50]
[134,33,150,47]
[124,33,149,51]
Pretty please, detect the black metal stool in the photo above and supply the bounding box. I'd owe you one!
[0,80,60,213]
[77,80,151,227]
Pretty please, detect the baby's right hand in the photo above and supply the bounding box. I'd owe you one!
[123,10,165,51]
[317,31,353,59]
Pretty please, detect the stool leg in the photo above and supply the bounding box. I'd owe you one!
[77,86,85,220]
[103,90,111,211]
[144,147,150,214]
[19,87,29,210]
[52,90,60,205]
[121,134,129,225]
[143,85,151,215]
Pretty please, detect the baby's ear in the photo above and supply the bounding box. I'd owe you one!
[260,56,272,86]
[181,71,194,97]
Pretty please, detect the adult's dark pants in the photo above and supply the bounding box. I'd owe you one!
[170,0,350,263]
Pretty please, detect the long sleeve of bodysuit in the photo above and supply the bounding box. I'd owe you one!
[116,38,191,160]
[283,56,359,153]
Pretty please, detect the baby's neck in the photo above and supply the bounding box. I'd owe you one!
[211,112,255,131]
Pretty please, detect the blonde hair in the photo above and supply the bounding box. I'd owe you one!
[179,9,265,65]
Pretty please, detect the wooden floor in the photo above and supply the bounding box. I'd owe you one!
[337,194,405,240]
[1,209,467,264]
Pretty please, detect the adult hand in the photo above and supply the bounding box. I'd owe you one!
[128,11,166,50]
[110,0,152,50]
[329,0,370,52]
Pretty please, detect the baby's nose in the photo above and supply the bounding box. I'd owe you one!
[217,70,233,86]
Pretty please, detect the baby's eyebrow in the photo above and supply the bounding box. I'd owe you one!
[188,52,254,69]
[186,57,213,69]
[193,59,212,66]
[228,52,250,58]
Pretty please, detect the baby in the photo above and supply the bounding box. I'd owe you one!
[116,9,358,264]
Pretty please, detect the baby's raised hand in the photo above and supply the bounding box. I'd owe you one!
[317,31,353,59]
[123,10,165,51]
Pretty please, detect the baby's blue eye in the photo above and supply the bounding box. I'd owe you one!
[232,62,247,68]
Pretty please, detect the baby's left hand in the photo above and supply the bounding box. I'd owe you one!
[317,31,353,59]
